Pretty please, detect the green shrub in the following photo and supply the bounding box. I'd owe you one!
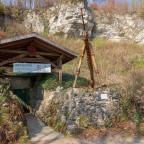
[36,72,89,90]
[48,118,53,126]
[131,57,144,67]
[54,119,62,132]
[0,3,4,15]
[70,0,84,3]
[0,67,7,75]
[133,112,141,122]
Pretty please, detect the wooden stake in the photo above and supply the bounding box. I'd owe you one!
[73,44,85,88]
[89,43,102,88]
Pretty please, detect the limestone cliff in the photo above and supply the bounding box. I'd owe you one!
[1,1,144,44]
[94,10,144,44]
[23,1,95,38]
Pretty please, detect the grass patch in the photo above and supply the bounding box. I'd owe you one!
[37,72,89,90]
[131,57,144,67]
[91,38,110,48]
[54,119,62,132]
[48,118,53,126]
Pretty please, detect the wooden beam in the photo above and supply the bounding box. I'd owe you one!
[33,42,56,53]
[0,49,60,56]
[11,58,51,63]
[0,38,32,48]
[36,55,59,68]
[0,54,26,67]
[53,55,64,64]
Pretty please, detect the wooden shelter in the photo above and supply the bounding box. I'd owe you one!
[0,33,78,82]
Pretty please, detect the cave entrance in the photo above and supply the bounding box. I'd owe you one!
[13,89,27,107]
[13,88,29,112]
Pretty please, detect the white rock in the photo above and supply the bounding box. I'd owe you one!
[23,11,44,33]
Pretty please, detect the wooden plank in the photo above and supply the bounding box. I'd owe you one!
[0,38,32,48]
[0,53,18,59]
[0,43,30,50]
[0,54,26,67]
[11,58,51,63]
[0,49,60,56]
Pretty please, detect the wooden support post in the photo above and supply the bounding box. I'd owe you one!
[73,44,85,88]
[89,43,102,88]
[59,59,62,82]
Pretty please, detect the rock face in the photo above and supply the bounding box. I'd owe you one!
[48,2,95,37]
[3,1,144,44]
[23,11,45,34]
[94,10,144,43]
[22,1,95,37]
[35,88,121,134]
[22,5,144,44]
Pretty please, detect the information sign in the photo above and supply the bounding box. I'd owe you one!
[13,63,51,73]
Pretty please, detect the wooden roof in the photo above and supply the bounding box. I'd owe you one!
[0,33,78,68]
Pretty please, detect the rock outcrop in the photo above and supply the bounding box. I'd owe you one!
[94,10,144,43]
[3,1,144,44]
[22,1,95,37]
[23,11,45,34]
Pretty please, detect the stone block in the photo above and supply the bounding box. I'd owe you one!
[67,124,78,134]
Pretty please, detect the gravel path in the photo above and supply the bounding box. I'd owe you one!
[25,114,144,144]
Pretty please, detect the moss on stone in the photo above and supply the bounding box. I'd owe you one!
[79,115,89,128]
[47,118,53,126]
[54,118,62,132]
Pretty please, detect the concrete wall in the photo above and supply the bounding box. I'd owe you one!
[27,88,44,108]
[10,77,31,89]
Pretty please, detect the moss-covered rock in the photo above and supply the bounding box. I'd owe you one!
[79,115,89,128]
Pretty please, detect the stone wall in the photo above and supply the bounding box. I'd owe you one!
[35,88,121,134]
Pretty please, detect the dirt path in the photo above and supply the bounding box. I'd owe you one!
[25,114,144,144]
[25,114,90,144]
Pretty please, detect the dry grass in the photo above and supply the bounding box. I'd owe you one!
[0,30,7,40]
[47,36,144,90]
[4,22,29,38]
